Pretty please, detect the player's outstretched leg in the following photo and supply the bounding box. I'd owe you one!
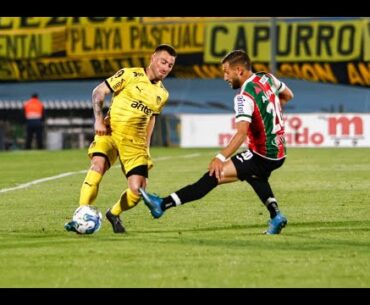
[265,213,287,234]
[139,188,164,219]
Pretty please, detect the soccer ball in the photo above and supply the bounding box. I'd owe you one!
[72,205,102,234]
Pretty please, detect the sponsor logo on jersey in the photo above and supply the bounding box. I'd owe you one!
[112,79,124,90]
[131,101,153,115]
[133,71,144,77]
[259,75,268,85]
[236,95,246,114]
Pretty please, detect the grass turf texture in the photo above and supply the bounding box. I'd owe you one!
[0,148,369,287]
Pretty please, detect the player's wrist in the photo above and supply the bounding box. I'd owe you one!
[215,153,226,162]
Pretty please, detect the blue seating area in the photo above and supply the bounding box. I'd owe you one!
[1,78,369,113]
[166,79,370,113]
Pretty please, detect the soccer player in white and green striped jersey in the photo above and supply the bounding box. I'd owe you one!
[140,49,294,234]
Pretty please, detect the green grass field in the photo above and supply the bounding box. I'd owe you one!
[0,147,369,287]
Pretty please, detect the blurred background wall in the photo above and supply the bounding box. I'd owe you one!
[0,17,369,149]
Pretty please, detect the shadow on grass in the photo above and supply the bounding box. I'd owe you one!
[1,220,369,252]
[127,219,370,251]
[134,219,370,234]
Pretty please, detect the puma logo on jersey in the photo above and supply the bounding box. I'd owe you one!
[133,71,144,77]
[131,101,153,115]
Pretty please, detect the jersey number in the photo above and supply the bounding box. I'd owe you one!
[263,95,284,134]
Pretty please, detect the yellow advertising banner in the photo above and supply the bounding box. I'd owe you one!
[0,18,368,86]
[0,17,139,30]
[0,60,19,80]
[204,22,270,63]
[66,24,125,57]
[142,17,253,23]
[364,19,370,61]
[0,27,66,59]
[204,20,363,63]
[2,57,370,87]
[125,23,204,53]
[191,62,370,86]
[3,55,152,81]
[66,22,204,57]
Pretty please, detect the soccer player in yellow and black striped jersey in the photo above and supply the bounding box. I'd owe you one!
[65,44,177,234]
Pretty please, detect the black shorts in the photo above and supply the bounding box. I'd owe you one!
[231,150,285,181]
[126,165,148,178]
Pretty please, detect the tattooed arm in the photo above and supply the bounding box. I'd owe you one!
[92,81,112,136]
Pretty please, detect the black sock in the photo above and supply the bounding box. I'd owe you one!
[245,176,280,219]
[161,172,218,210]
[266,201,280,219]
[161,197,174,210]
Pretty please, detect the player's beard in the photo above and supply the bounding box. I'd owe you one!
[232,78,241,89]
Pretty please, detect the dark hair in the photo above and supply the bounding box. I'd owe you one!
[155,44,177,57]
[31,93,39,98]
[221,50,251,71]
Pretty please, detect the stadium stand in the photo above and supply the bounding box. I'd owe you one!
[1,78,369,149]
[1,78,369,114]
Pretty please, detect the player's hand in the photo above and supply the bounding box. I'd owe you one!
[94,120,108,136]
[208,158,224,181]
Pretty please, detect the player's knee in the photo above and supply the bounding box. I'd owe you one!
[90,158,107,174]
[245,174,268,184]
[127,176,147,196]
[128,185,141,197]
[90,164,105,175]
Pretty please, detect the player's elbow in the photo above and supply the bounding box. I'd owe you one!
[92,82,110,101]
[280,88,294,104]
[285,87,294,101]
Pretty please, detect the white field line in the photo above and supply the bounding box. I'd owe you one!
[0,153,202,194]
